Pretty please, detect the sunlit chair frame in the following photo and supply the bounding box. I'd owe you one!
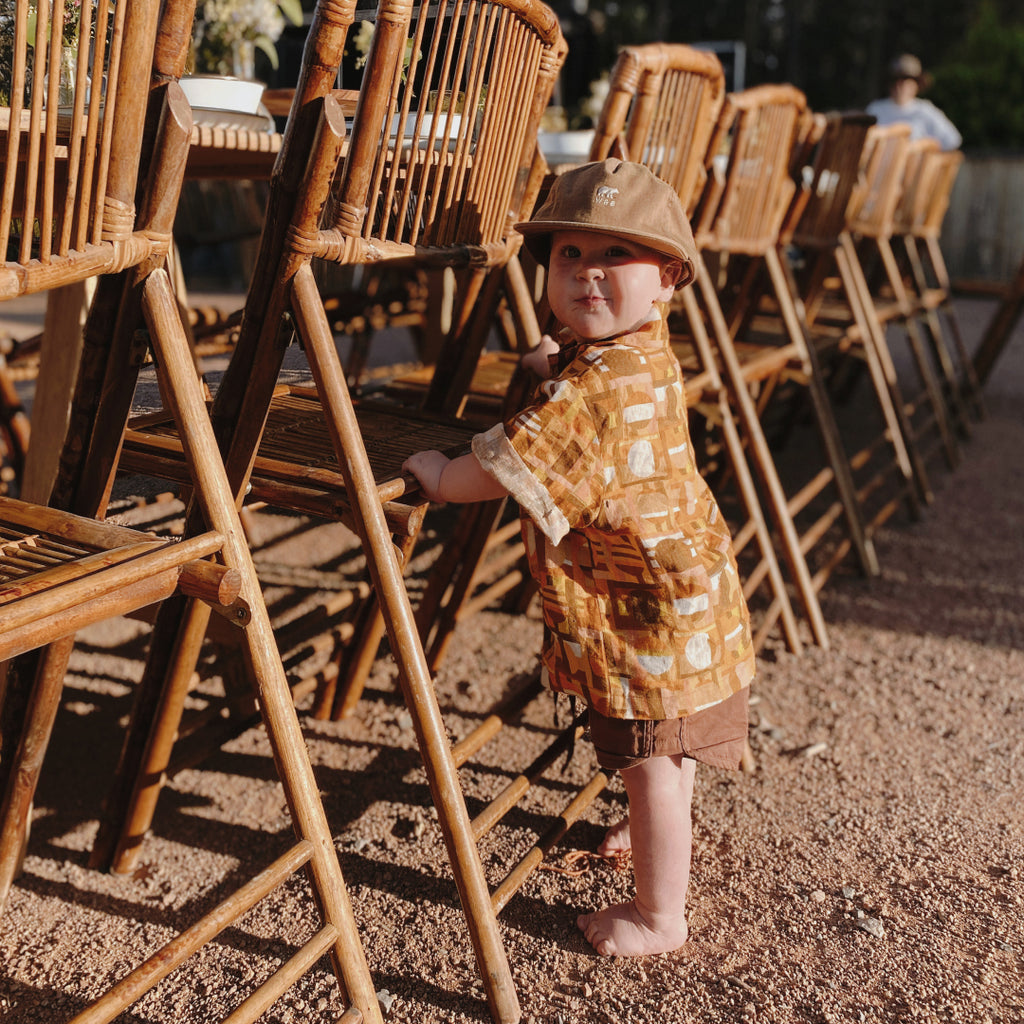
[96,2,567,1020]
[682,84,880,644]
[0,3,379,1021]
[846,125,964,472]
[894,145,986,422]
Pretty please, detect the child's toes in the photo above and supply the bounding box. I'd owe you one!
[577,911,616,956]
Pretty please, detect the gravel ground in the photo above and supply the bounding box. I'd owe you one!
[1,298,1022,1024]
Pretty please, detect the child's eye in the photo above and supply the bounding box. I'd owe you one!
[606,246,632,259]
[558,244,581,259]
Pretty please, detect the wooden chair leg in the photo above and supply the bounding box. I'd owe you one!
[327,526,422,721]
[89,595,214,873]
[874,237,961,470]
[923,236,987,419]
[0,637,76,908]
[973,254,1024,385]
[764,245,880,578]
[20,279,94,504]
[834,237,928,513]
[901,236,973,438]
[138,270,382,1023]
[694,262,831,647]
[678,286,806,655]
[417,498,513,671]
[292,263,520,1024]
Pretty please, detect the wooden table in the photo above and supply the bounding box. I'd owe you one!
[185,121,282,179]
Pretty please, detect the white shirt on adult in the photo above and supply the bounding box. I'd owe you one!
[865,96,962,151]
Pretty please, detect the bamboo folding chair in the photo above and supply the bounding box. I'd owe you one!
[581,42,806,654]
[669,84,878,647]
[100,2,570,1020]
[0,3,379,1021]
[894,145,986,422]
[845,125,963,473]
[412,43,810,658]
[973,251,1024,385]
[765,112,933,520]
[885,139,973,442]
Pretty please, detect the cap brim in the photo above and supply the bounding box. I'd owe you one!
[514,220,695,287]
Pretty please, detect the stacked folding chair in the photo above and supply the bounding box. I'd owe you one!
[96,2,583,1020]
[670,84,878,648]
[0,2,380,1020]
[845,124,964,475]
[766,112,933,524]
[893,144,986,422]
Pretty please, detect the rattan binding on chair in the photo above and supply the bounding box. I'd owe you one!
[0,3,380,1020]
[103,2,568,1020]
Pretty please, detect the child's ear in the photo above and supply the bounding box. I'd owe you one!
[662,259,684,289]
[658,259,683,299]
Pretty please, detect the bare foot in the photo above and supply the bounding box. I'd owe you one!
[597,817,631,857]
[577,899,688,957]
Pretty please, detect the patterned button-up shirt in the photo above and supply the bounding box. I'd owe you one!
[473,315,755,720]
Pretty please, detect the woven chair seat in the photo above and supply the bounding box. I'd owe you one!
[0,495,235,663]
[125,388,477,511]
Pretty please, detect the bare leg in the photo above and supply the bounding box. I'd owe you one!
[579,754,695,956]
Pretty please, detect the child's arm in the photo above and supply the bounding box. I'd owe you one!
[519,334,560,379]
[403,450,508,503]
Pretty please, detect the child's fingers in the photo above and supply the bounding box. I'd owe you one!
[402,451,447,500]
[402,450,440,473]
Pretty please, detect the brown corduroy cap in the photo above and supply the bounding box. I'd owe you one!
[515,159,698,288]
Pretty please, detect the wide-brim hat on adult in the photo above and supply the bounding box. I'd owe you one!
[515,159,697,288]
[888,53,933,89]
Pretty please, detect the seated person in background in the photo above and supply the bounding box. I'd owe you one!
[866,53,962,150]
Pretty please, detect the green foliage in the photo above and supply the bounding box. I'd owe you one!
[928,3,1024,149]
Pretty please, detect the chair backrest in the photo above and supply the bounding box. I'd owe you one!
[912,147,964,240]
[845,122,912,240]
[588,42,726,213]
[0,0,193,301]
[216,0,565,442]
[790,111,876,249]
[892,136,941,236]
[317,0,564,263]
[692,83,809,256]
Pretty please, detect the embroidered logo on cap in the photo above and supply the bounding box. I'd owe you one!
[595,185,619,206]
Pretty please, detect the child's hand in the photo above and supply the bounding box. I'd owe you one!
[403,450,450,502]
[520,334,559,379]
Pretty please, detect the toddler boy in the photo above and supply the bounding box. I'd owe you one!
[404,159,755,957]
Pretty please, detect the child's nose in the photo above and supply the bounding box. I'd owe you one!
[577,264,603,281]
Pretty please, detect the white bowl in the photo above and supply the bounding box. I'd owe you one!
[180,75,265,116]
[537,129,595,164]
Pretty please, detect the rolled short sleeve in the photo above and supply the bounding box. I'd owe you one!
[473,375,604,544]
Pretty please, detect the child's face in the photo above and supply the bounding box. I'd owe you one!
[546,230,679,341]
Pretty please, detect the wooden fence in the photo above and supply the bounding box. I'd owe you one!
[943,153,1024,291]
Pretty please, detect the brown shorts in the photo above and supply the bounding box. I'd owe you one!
[588,687,750,772]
